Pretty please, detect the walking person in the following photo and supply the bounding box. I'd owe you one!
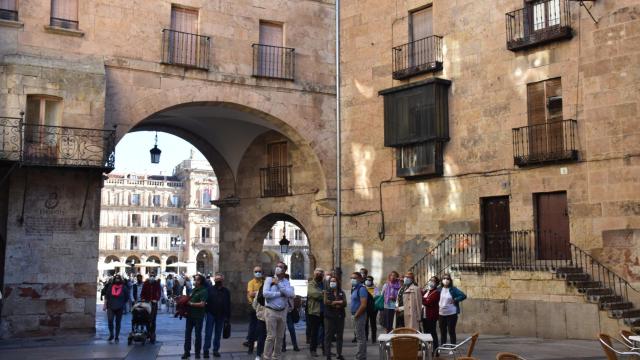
[364,275,379,343]
[307,268,325,357]
[103,274,129,343]
[245,266,264,354]
[350,272,368,360]
[438,274,466,345]
[141,272,162,342]
[422,276,440,354]
[381,271,401,332]
[323,276,346,360]
[262,262,295,360]
[398,272,422,330]
[130,274,144,303]
[182,274,208,359]
[252,282,268,360]
[204,273,231,358]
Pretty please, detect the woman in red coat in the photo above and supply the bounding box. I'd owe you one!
[422,276,440,354]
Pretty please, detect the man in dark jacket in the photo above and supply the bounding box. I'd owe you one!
[203,273,231,358]
[141,272,162,339]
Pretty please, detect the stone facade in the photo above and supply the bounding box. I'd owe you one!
[339,0,640,284]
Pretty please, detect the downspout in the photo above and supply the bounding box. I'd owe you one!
[335,0,342,275]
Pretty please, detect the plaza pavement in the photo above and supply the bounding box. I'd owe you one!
[0,304,606,359]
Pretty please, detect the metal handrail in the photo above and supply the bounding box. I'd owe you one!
[259,165,292,197]
[512,119,578,166]
[392,35,443,80]
[505,0,572,51]
[161,28,210,70]
[252,44,295,80]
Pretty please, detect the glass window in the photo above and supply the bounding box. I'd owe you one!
[131,194,141,206]
[152,194,162,207]
[113,235,120,250]
[50,0,79,29]
[201,227,210,240]
[130,236,138,250]
[169,195,180,207]
[131,214,141,227]
[201,189,211,207]
[0,0,18,21]
[150,236,158,248]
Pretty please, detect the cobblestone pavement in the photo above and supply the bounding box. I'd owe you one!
[0,304,605,359]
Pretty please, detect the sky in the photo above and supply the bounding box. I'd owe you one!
[114,131,208,175]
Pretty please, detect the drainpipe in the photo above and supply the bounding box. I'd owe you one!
[335,0,342,276]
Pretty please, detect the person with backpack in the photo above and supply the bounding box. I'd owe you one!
[364,275,379,343]
[306,268,325,357]
[252,282,268,360]
[397,272,422,331]
[245,266,264,355]
[350,272,369,360]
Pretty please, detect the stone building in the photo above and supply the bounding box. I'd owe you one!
[339,0,640,338]
[0,0,335,338]
[99,153,220,277]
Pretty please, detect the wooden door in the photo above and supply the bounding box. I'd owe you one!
[527,78,563,160]
[481,196,511,261]
[409,7,433,67]
[536,192,570,260]
[266,142,288,195]
[258,21,283,76]
[170,6,199,66]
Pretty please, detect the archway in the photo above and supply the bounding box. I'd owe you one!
[165,255,179,274]
[146,256,161,275]
[196,250,213,275]
[125,255,140,275]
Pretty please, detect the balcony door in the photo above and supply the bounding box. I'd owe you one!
[265,141,288,196]
[258,21,284,76]
[531,0,561,32]
[170,6,199,66]
[535,192,570,260]
[408,6,433,68]
[481,196,511,262]
[527,78,563,160]
[24,95,62,162]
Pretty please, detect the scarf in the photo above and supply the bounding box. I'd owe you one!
[111,284,123,297]
[384,280,401,304]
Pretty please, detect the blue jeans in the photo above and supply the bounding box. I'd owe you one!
[282,311,298,350]
[204,313,225,353]
[184,316,204,355]
[247,309,258,342]
[256,320,267,356]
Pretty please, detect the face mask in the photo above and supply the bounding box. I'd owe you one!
[254,272,262,278]
[365,280,372,287]
[275,267,283,275]
[215,280,223,286]
[428,281,436,289]
[404,277,412,285]
[443,279,451,286]
[149,277,156,283]
[329,282,337,289]
[351,279,359,287]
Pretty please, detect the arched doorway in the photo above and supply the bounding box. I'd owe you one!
[125,255,140,275]
[196,250,213,275]
[103,255,121,276]
[165,255,179,274]
[146,256,161,275]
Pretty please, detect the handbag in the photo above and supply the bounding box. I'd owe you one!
[374,295,385,311]
[222,320,231,339]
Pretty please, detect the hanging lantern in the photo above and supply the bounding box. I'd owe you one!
[150,132,161,164]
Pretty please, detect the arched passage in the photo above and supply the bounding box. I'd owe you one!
[196,250,213,275]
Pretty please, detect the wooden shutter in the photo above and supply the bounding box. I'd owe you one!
[410,7,433,41]
[0,0,16,11]
[267,142,287,167]
[171,6,198,33]
[259,21,283,46]
[527,81,546,126]
[545,78,563,153]
[51,0,78,21]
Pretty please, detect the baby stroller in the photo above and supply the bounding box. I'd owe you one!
[128,302,155,345]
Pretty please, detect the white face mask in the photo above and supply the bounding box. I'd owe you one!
[442,279,451,286]
[275,267,283,275]
[329,282,337,289]
[254,272,262,278]
[365,280,372,287]
[404,277,412,285]
[351,279,359,287]
[428,281,436,289]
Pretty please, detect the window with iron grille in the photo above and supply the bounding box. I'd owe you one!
[379,78,451,178]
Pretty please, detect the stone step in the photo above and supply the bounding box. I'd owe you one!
[611,308,640,319]
[624,317,640,327]
[602,301,634,311]
[555,266,583,274]
[585,288,614,296]
[570,280,601,289]
[592,295,624,307]
[565,273,590,282]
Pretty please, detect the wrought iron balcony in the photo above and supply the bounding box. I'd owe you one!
[161,29,210,70]
[392,35,443,80]
[512,119,578,167]
[0,8,18,21]
[50,17,78,30]
[0,117,116,170]
[252,44,295,80]
[260,165,292,197]
[506,0,572,51]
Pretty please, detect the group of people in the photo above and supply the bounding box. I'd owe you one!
[102,266,467,359]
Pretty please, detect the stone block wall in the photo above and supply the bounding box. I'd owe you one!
[453,270,627,339]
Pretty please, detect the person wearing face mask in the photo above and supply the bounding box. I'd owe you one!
[381,271,401,332]
[323,276,346,360]
[131,274,144,303]
[364,276,379,344]
[141,272,162,342]
[203,273,231,358]
[103,274,129,343]
[245,266,264,354]
[438,274,466,345]
[350,272,368,360]
[182,274,208,359]
[396,272,421,331]
[263,262,295,360]
[306,268,325,357]
[422,276,441,355]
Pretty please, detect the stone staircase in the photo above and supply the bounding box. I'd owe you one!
[556,266,639,331]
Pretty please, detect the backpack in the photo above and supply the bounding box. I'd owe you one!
[256,283,265,306]
[174,295,191,319]
[366,290,375,314]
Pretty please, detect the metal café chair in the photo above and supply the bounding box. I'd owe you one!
[385,334,428,360]
[620,329,639,349]
[391,327,421,334]
[436,332,479,359]
[599,333,640,360]
[496,352,528,360]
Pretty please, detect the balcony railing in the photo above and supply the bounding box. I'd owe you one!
[260,165,292,197]
[50,17,79,30]
[0,117,116,170]
[161,29,210,70]
[191,237,215,245]
[104,178,184,188]
[512,119,578,167]
[0,8,18,21]
[252,44,295,80]
[506,0,572,51]
[392,35,443,80]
